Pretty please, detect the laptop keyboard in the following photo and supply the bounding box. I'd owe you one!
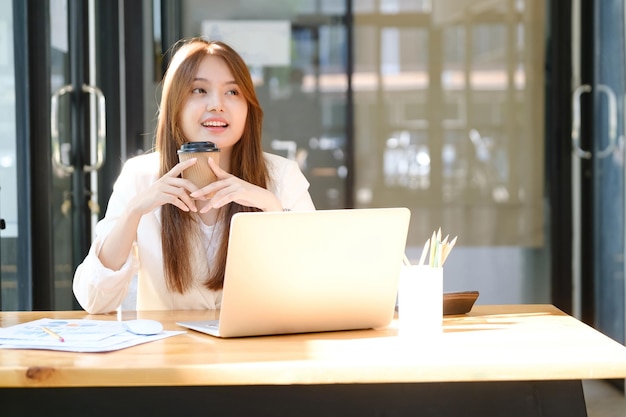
[203,321,220,330]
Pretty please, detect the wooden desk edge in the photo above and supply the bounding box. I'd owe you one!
[2,304,626,388]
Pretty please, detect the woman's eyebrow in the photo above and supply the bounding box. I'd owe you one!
[193,77,238,86]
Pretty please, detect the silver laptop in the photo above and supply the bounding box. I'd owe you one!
[177,207,410,338]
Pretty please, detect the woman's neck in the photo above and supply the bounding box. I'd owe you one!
[197,204,220,226]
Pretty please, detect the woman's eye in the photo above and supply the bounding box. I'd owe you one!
[192,87,206,94]
[226,89,239,96]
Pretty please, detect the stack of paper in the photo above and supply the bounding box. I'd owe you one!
[0,318,185,353]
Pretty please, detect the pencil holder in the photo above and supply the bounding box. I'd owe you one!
[397,265,443,338]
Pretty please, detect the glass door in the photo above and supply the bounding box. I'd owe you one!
[49,0,107,310]
[1,0,120,311]
[572,0,626,383]
[591,0,625,348]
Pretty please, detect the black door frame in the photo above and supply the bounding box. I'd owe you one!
[546,0,574,315]
[15,0,51,310]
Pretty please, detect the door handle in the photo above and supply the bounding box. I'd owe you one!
[51,84,75,174]
[50,84,106,174]
[571,84,592,159]
[571,84,618,159]
[82,84,106,172]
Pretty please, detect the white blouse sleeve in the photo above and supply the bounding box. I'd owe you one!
[72,156,148,314]
[265,153,316,211]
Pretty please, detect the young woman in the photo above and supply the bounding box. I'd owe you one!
[73,39,315,314]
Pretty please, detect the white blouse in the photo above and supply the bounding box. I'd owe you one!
[73,152,315,314]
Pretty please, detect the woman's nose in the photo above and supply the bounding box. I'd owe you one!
[207,103,223,112]
[206,93,224,112]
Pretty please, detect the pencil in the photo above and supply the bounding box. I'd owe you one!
[441,236,458,265]
[418,238,430,266]
[402,253,412,267]
[428,231,437,266]
[42,326,65,342]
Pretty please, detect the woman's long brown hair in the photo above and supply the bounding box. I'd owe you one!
[155,38,268,293]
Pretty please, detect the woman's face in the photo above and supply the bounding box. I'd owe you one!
[179,55,248,155]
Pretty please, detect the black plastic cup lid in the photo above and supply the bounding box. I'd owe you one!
[177,141,220,153]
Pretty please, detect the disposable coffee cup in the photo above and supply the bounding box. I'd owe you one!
[177,141,220,191]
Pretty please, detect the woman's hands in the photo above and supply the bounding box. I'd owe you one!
[127,156,282,216]
[128,157,200,216]
[98,158,204,271]
[96,156,281,270]
[190,157,283,213]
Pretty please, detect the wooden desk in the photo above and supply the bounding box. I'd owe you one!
[1,305,625,416]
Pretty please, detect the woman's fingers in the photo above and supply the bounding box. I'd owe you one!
[198,179,241,211]
[167,158,202,211]
[169,157,198,177]
[189,157,230,200]
[207,156,228,178]
[162,180,198,212]
[188,157,281,213]
[132,158,202,214]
